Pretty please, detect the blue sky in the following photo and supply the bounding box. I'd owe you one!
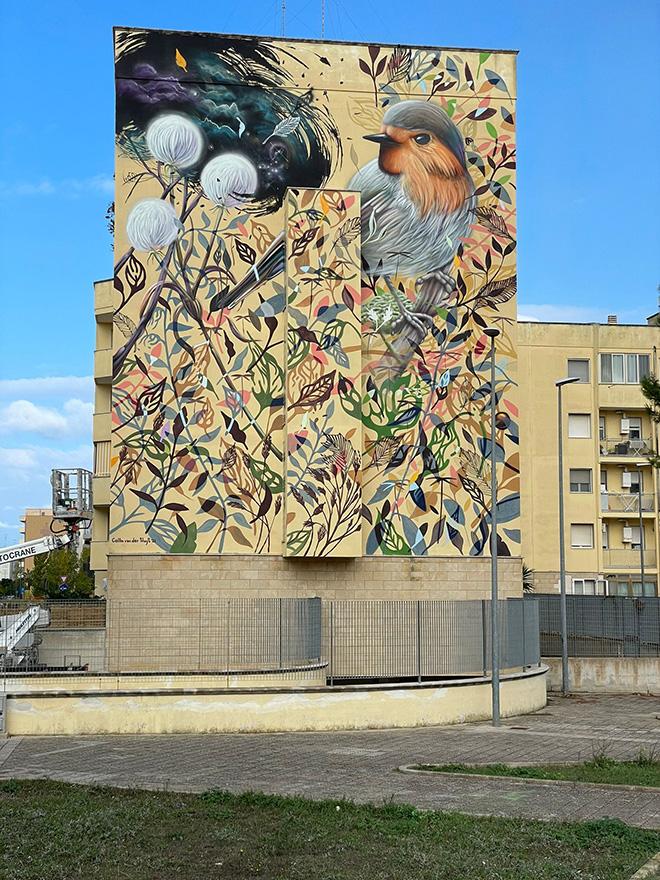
[0,0,658,543]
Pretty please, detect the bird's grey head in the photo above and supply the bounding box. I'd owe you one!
[379,100,466,164]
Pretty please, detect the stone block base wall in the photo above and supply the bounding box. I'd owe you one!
[528,570,605,595]
[107,554,523,601]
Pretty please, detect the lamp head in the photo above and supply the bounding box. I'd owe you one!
[483,327,500,339]
[555,376,581,388]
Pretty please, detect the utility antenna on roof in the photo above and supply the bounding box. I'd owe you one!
[321,0,325,38]
[282,0,285,36]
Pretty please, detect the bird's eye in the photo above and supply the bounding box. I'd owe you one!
[414,133,431,145]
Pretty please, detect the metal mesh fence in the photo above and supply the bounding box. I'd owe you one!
[0,599,106,673]
[534,594,660,658]
[2,597,540,683]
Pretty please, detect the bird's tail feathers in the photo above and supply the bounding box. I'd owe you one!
[224,232,286,310]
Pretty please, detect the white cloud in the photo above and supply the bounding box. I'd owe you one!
[517,313,540,322]
[0,174,113,199]
[0,521,12,530]
[0,445,93,514]
[0,448,37,469]
[0,399,93,439]
[0,376,93,398]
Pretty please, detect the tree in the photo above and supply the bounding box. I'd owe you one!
[0,578,16,597]
[641,374,660,467]
[25,547,94,599]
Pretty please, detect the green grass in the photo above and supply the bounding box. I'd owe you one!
[411,753,660,787]
[0,779,658,879]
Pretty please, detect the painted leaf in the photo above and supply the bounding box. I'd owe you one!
[289,371,335,409]
[235,239,257,265]
[368,437,401,468]
[291,227,319,257]
[475,274,517,307]
[270,116,301,139]
[335,217,361,247]
[409,481,426,511]
[443,498,465,526]
[368,480,396,505]
[125,254,146,293]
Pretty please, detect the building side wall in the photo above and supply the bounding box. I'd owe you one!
[107,554,523,602]
[103,31,519,568]
[519,321,660,595]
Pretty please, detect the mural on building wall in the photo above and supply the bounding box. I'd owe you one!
[111,29,519,558]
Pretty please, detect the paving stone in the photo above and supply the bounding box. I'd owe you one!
[1,695,659,827]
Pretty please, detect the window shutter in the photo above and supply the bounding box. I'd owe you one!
[621,471,632,488]
[620,418,630,434]
[623,527,633,543]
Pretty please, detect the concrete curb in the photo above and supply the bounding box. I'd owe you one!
[399,766,660,794]
[630,852,660,879]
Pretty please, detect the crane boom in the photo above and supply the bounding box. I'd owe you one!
[0,534,70,566]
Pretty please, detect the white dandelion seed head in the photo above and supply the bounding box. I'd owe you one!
[200,153,258,207]
[145,114,204,168]
[126,198,182,252]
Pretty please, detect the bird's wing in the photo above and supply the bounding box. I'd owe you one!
[349,160,409,265]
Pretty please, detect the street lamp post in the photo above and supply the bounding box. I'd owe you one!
[556,376,581,696]
[484,327,501,727]
[636,462,651,597]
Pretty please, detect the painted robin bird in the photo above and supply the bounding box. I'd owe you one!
[349,99,476,362]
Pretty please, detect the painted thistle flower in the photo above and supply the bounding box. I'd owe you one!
[145,114,204,168]
[126,199,183,252]
[200,153,258,207]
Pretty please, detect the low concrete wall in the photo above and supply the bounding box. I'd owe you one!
[545,657,660,694]
[5,667,546,735]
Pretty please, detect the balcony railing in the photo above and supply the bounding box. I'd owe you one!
[602,548,656,569]
[93,440,111,478]
[601,492,655,513]
[600,437,653,458]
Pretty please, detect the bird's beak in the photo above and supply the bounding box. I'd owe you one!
[363,132,398,145]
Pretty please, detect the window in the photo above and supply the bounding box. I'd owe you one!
[602,522,609,549]
[571,523,594,548]
[630,525,644,550]
[599,417,606,441]
[627,417,642,440]
[568,414,591,438]
[600,353,651,384]
[573,578,606,595]
[569,468,592,492]
[630,469,643,492]
[567,359,590,383]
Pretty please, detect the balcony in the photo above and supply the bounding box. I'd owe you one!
[601,492,655,514]
[602,548,656,569]
[94,348,112,384]
[599,437,653,458]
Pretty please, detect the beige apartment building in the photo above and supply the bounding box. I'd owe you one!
[90,278,112,584]
[519,317,660,597]
[19,508,55,572]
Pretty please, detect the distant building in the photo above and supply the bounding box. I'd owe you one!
[18,509,55,572]
[519,317,660,597]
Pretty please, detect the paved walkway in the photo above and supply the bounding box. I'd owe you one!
[2,694,660,828]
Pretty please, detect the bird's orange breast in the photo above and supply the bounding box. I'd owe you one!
[378,125,473,217]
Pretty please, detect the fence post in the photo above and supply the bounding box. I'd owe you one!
[521,598,527,671]
[279,598,283,669]
[417,600,422,683]
[481,599,488,676]
[226,599,231,684]
[329,601,334,687]
[198,597,202,672]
